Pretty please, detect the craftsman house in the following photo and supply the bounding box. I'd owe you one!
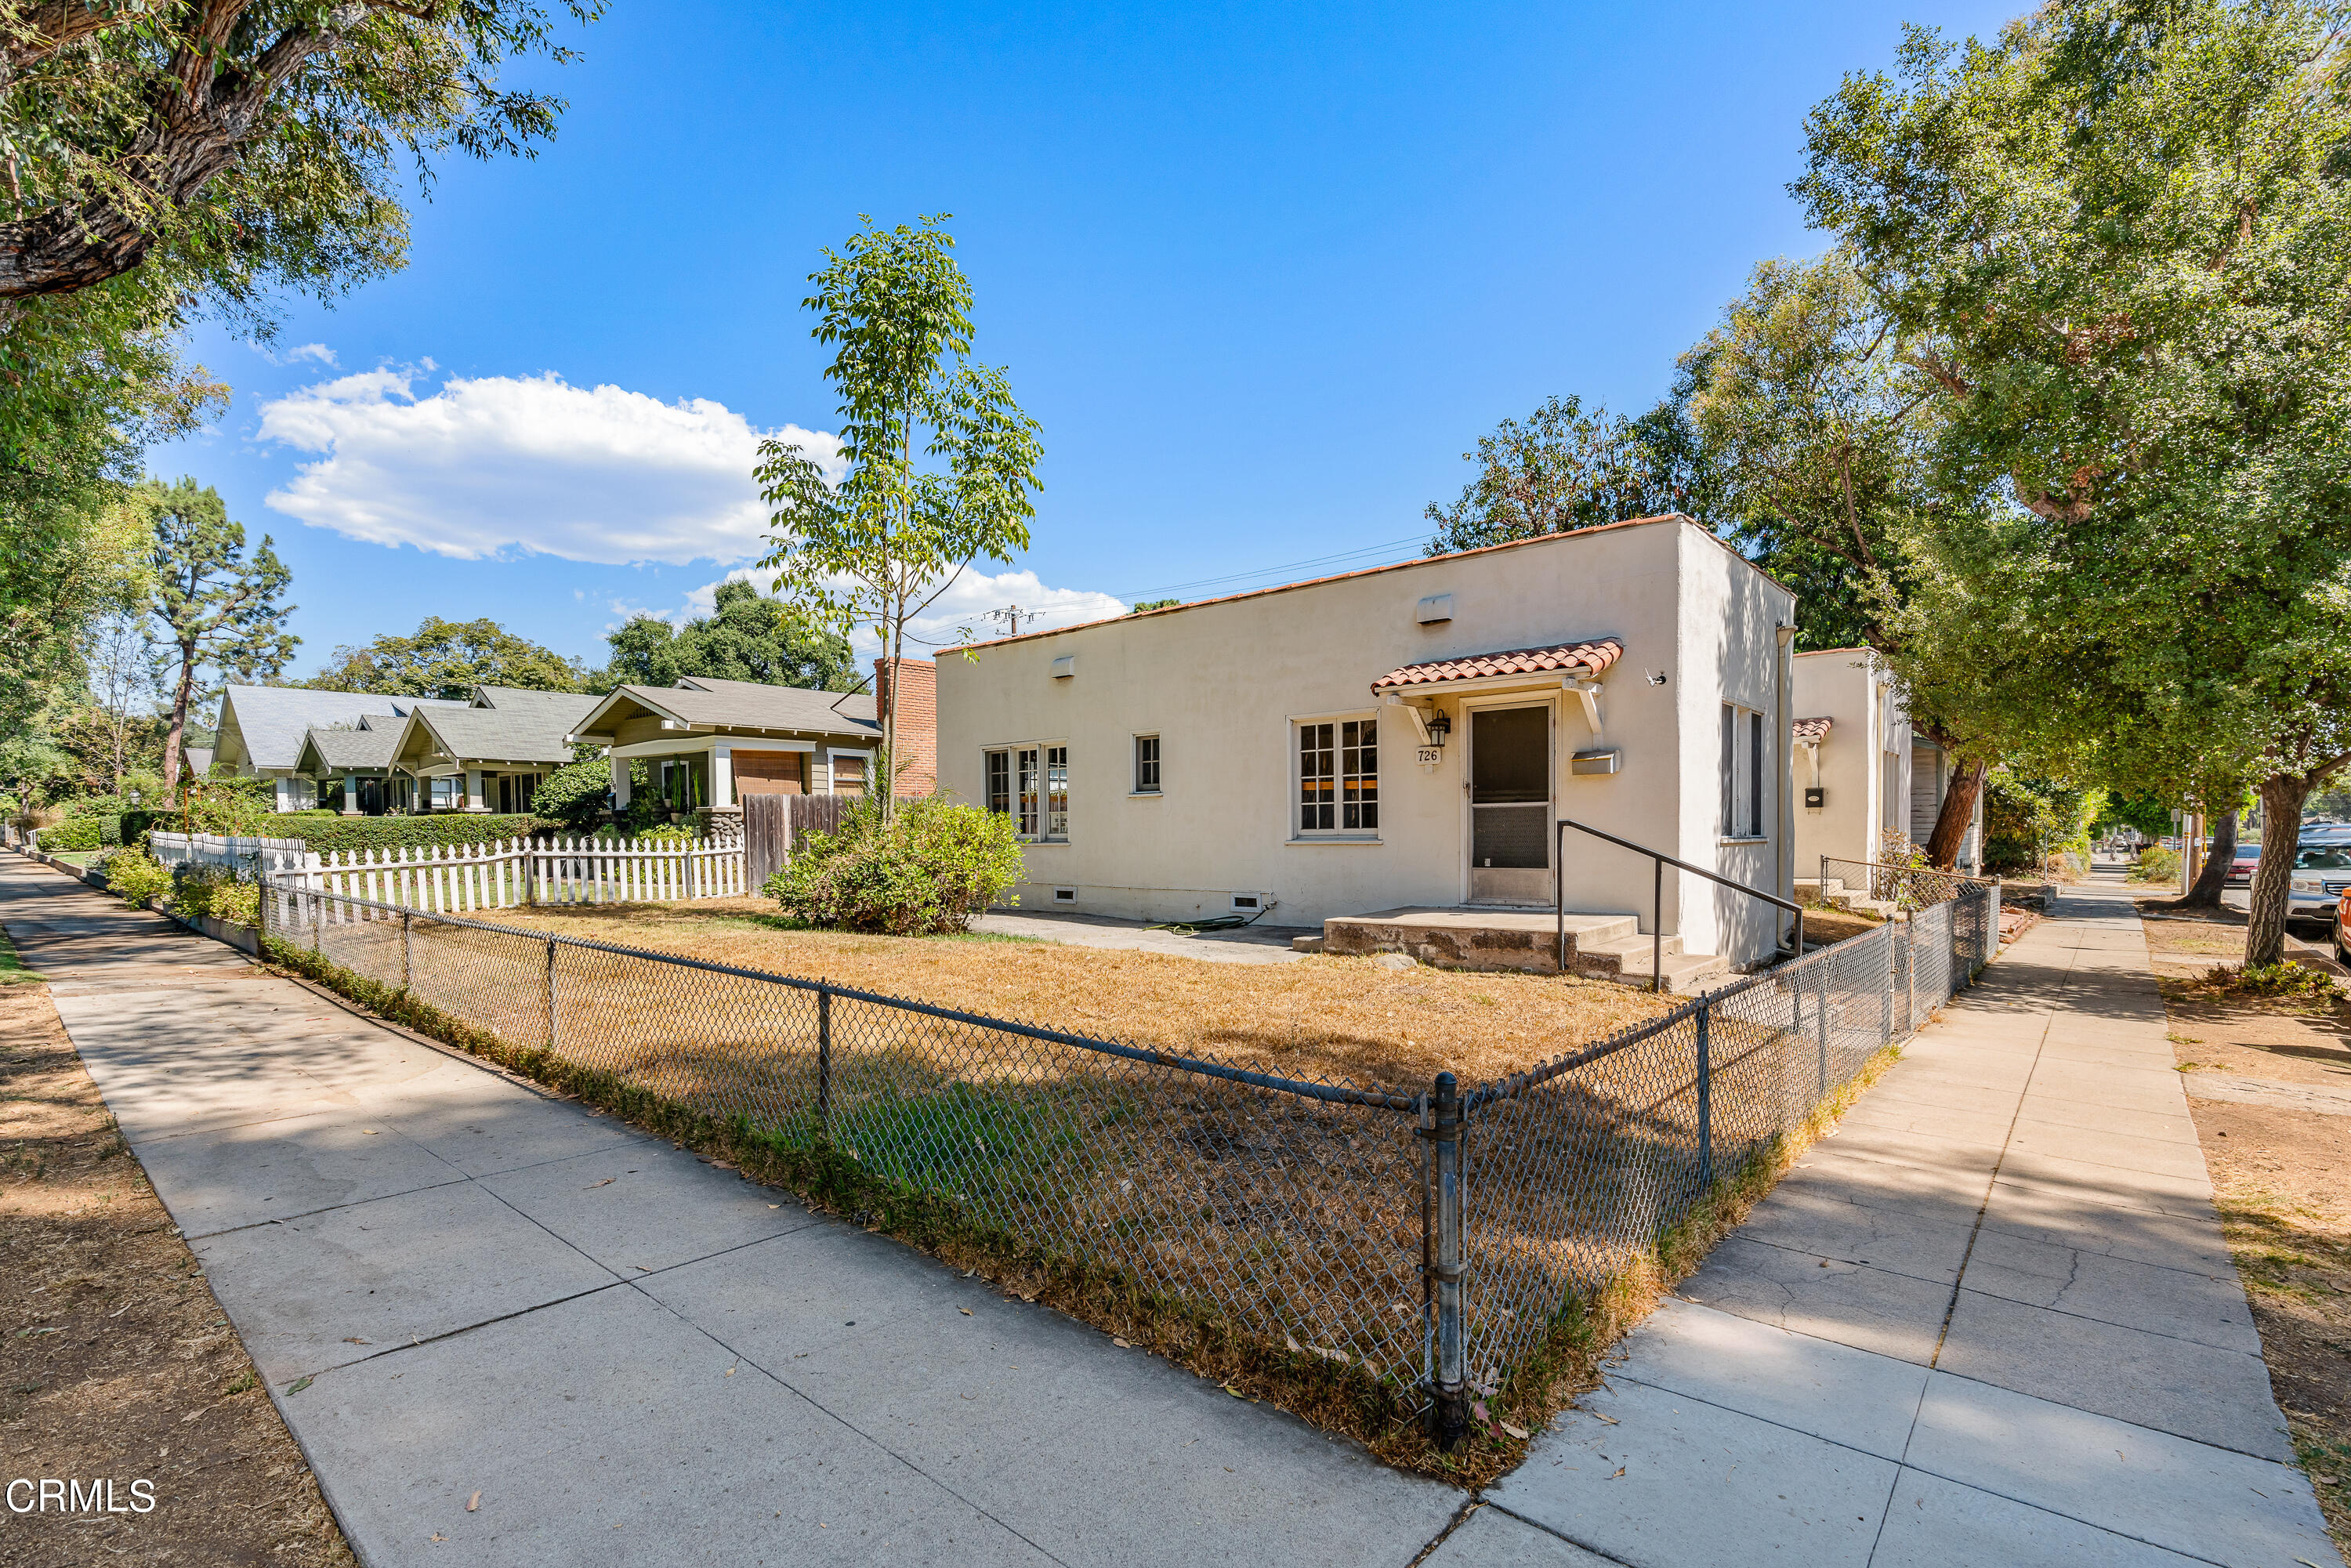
[212,686,471,811]
[567,675,900,821]
[937,514,1802,975]
[1789,648,1983,875]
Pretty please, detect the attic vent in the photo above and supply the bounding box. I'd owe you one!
[1052,886,1078,904]
[1415,594,1453,625]
[1049,656,1076,679]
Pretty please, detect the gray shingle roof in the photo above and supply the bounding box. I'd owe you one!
[411,690,602,766]
[581,677,878,741]
[300,724,404,771]
[216,686,469,772]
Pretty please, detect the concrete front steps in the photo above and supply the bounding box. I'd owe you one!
[1793,875,1900,920]
[1300,907,1731,994]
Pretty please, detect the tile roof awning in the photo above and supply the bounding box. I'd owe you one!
[1372,638,1625,692]
[1792,716,1833,744]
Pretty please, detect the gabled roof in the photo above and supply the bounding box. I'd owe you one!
[297,723,404,773]
[1792,716,1833,744]
[573,677,879,743]
[400,689,603,768]
[213,686,469,773]
[1371,639,1625,691]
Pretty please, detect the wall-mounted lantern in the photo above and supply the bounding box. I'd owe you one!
[1424,708,1451,747]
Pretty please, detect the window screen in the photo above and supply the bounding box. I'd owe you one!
[1748,710,1766,838]
[1720,704,1737,836]
[1017,748,1040,837]
[1134,735,1160,793]
[1045,746,1069,839]
[985,750,1010,815]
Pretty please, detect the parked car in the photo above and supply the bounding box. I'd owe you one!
[2337,884,2351,966]
[2287,842,2351,929]
[2224,846,2261,888]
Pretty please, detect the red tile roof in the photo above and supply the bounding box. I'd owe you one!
[1372,638,1625,690]
[1792,716,1833,744]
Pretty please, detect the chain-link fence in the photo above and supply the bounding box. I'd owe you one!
[1820,854,2001,911]
[263,874,1999,1443]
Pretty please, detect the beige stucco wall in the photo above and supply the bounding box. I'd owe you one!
[937,516,1799,966]
[1791,648,1911,875]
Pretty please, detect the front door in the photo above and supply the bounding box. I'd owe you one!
[1469,704,1552,904]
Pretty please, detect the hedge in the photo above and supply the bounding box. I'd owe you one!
[266,813,552,856]
[39,818,103,852]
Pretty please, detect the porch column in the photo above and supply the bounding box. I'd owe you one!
[710,743,734,808]
[465,769,485,812]
[609,757,632,808]
[274,776,294,813]
[342,773,360,816]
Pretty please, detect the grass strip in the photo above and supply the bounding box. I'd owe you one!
[0,925,43,983]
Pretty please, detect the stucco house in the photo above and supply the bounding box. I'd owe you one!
[212,686,471,811]
[937,515,1802,973]
[567,676,889,820]
[1789,648,1983,877]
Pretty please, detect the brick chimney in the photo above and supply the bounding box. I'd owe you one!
[873,655,938,798]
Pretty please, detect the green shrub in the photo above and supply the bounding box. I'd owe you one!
[97,849,173,907]
[531,756,614,830]
[764,798,1025,935]
[270,813,543,855]
[40,817,102,852]
[2125,846,2182,884]
[169,864,261,929]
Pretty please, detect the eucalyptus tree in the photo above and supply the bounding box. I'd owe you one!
[1796,0,2351,962]
[143,480,296,793]
[757,215,1045,819]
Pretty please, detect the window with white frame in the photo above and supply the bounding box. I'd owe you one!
[988,744,1067,842]
[1720,702,1768,839]
[1297,718,1378,835]
[1133,733,1160,794]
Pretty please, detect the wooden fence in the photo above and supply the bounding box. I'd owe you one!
[164,830,748,912]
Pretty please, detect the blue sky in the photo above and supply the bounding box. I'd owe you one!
[159,0,2016,678]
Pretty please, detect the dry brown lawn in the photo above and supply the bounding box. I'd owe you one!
[491,898,1672,1089]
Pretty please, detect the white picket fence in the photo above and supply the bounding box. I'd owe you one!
[150,831,316,880]
[154,828,747,911]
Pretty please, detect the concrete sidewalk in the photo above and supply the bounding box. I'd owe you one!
[0,856,1462,1566]
[1437,871,2342,1568]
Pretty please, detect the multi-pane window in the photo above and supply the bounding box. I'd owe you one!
[992,744,1067,842]
[1017,748,1041,837]
[1720,702,1769,839]
[985,749,1011,815]
[1298,719,1378,834]
[1133,734,1161,794]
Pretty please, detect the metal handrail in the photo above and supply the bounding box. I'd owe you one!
[1556,817,1803,992]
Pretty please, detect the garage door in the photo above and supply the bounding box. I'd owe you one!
[734,750,806,795]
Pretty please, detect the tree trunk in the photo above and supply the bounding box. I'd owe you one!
[161,643,197,796]
[2164,809,2237,910]
[2243,776,2309,968]
[1923,756,1987,871]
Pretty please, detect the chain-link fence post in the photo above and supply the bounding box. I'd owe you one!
[817,988,833,1139]
[1815,957,1831,1096]
[311,890,323,954]
[1695,1003,1713,1191]
[1425,1071,1466,1448]
[543,937,558,1052]
[400,911,412,990]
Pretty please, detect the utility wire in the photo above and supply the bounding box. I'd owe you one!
[1108,533,1428,604]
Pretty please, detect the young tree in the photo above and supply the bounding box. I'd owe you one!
[144,480,296,793]
[758,215,1044,821]
[308,617,591,697]
[1799,0,2351,962]
[1423,392,1701,556]
[604,581,855,691]
[75,610,167,796]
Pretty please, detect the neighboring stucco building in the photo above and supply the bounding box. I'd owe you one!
[936,516,1802,969]
[1790,647,1983,876]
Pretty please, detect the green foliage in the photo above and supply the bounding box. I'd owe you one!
[270,814,544,856]
[2209,961,2342,1002]
[757,215,1044,820]
[2127,847,2183,885]
[1981,770,2100,876]
[604,580,854,691]
[632,823,697,844]
[40,817,102,852]
[764,798,1025,935]
[96,849,172,908]
[2093,791,2178,843]
[1798,0,2351,960]
[1128,599,1180,614]
[142,478,297,788]
[308,616,595,698]
[170,864,260,930]
[531,756,614,830]
[1422,392,1702,558]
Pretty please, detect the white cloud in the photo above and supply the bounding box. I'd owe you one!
[255,366,843,566]
[250,340,339,368]
[616,565,1130,667]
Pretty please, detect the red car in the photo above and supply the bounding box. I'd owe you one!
[2338,886,2351,966]
[2224,846,2261,888]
